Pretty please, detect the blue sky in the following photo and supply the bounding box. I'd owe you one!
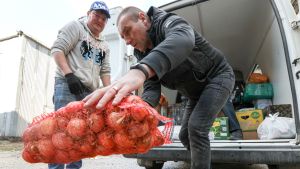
[0,0,172,47]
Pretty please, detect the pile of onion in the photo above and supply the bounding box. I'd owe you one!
[22,96,170,164]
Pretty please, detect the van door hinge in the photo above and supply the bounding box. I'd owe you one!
[292,58,300,66]
[291,20,300,30]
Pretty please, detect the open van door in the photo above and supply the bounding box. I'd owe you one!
[273,0,300,143]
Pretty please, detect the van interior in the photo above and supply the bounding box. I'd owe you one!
[159,0,297,142]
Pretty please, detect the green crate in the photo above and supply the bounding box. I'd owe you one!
[243,83,273,102]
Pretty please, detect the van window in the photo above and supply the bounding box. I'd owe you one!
[291,0,299,14]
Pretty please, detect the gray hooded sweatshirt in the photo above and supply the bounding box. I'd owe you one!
[51,16,111,91]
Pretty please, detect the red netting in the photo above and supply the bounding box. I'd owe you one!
[22,95,173,164]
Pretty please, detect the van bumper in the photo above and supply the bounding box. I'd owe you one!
[123,141,300,165]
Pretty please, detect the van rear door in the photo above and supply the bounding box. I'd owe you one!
[273,0,300,143]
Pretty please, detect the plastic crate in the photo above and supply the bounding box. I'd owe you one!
[243,83,273,102]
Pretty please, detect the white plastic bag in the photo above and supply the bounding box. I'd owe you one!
[257,112,296,140]
[158,125,181,141]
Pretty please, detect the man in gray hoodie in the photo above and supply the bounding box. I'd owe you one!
[84,6,235,169]
[49,1,111,169]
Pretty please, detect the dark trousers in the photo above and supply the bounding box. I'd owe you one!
[222,99,241,132]
[48,78,91,169]
[179,74,234,169]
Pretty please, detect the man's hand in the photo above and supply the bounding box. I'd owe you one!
[65,73,85,95]
[83,69,146,109]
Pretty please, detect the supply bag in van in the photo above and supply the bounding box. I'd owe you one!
[257,113,296,140]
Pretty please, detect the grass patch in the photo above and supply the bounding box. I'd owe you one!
[0,138,23,151]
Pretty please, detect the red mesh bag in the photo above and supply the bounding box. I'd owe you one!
[22,95,173,164]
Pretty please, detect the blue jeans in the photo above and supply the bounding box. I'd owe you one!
[179,73,234,169]
[222,99,241,132]
[48,78,91,169]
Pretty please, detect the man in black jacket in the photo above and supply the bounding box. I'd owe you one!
[84,6,235,169]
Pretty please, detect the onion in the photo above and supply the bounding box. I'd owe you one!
[56,107,71,119]
[25,125,42,141]
[69,150,82,161]
[37,139,55,158]
[79,142,94,154]
[52,132,73,150]
[22,128,33,142]
[94,145,113,156]
[130,106,148,122]
[56,117,69,131]
[127,122,149,138]
[146,115,159,129]
[54,150,69,164]
[88,113,105,133]
[22,142,45,163]
[67,118,87,138]
[40,117,57,137]
[65,101,84,113]
[22,150,38,163]
[97,130,115,149]
[106,112,127,130]
[105,101,115,113]
[114,131,135,148]
[86,131,97,143]
[136,134,153,153]
[24,142,39,155]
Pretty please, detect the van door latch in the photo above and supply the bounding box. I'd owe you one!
[292,58,300,66]
[291,20,300,30]
[296,71,300,79]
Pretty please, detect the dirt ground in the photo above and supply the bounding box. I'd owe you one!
[0,138,23,151]
[0,139,269,169]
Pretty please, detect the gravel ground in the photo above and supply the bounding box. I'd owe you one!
[0,140,268,169]
[0,151,269,169]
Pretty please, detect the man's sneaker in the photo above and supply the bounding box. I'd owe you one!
[229,130,243,140]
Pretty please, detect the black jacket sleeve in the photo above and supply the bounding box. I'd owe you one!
[140,15,195,79]
[141,77,161,107]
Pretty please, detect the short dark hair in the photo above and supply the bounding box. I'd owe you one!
[116,6,144,26]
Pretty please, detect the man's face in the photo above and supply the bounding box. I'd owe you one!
[118,13,150,52]
[87,10,108,35]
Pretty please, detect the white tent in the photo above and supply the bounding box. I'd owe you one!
[0,31,55,137]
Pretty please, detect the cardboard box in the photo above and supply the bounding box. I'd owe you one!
[243,131,258,140]
[210,117,229,140]
[236,109,264,131]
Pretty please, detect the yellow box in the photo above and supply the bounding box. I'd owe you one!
[236,109,264,131]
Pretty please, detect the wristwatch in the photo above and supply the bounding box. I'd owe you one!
[130,63,149,80]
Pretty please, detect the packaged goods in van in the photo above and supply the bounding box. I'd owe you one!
[243,83,274,102]
[209,117,229,140]
[253,99,273,109]
[248,73,269,83]
[236,109,264,131]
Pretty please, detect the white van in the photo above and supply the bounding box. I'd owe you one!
[123,0,300,169]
